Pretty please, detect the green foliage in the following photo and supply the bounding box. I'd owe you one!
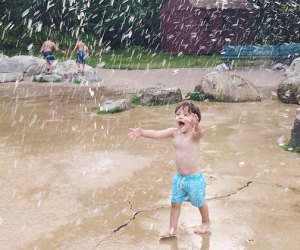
[130,93,141,105]
[73,79,81,84]
[0,0,163,51]
[53,78,63,83]
[281,143,300,153]
[185,91,206,101]
[2,0,299,55]
[252,1,300,44]
[32,77,47,83]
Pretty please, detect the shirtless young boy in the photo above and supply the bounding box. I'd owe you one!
[40,36,64,73]
[71,38,88,74]
[129,101,211,238]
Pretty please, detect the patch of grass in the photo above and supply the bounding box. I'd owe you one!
[4,46,270,70]
[130,93,141,105]
[53,78,63,83]
[33,77,48,83]
[185,91,206,101]
[185,91,217,101]
[281,142,300,153]
[73,79,81,84]
[96,107,124,114]
[95,48,222,69]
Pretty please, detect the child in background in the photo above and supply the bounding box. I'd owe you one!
[71,37,88,75]
[40,36,65,73]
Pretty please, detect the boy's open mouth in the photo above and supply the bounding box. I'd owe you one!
[178,121,185,128]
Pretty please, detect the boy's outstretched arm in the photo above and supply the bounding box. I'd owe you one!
[129,123,176,140]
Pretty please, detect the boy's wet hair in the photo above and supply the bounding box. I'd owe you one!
[175,102,201,122]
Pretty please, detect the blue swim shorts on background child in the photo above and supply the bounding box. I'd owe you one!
[43,51,56,64]
[76,50,86,64]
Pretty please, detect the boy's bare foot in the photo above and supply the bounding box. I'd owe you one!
[159,228,177,238]
[194,222,211,234]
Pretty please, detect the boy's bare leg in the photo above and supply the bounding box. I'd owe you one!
[47,63,52,73]
[76,62,81,72]
[160,203,181,238]
[194,203,211,234]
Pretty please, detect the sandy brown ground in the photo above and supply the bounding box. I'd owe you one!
[0,66,284,100]
[1,67,300,250]
[95,66,284,98]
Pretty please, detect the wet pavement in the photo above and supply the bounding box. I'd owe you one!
[0,80,300,250]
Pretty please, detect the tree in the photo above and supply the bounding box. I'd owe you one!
[251,0,300,44]
[0,0,163,50]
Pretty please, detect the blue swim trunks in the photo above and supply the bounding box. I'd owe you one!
[171,172,206,207]
[43,51,56,63]
[76,50,86,64]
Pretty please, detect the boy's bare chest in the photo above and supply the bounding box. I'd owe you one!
[173,132,196,149]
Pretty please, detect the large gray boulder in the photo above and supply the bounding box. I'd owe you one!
[290,108,300,149]
[0,73,23,83]
[139,87,182,105]
[277,76,300,104]
[54,60,95,77]
[99,99,131,113]
[195,71,261,102]
[284,57,300,78]
[0,55,47,76]
[5,56,46,76]
[33,73,64,83]
[277,57,300,104]
[0,53,9,61]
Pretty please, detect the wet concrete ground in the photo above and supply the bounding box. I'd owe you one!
[0,68,300,249]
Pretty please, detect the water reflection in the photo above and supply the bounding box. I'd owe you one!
[158,232,211,249]
[159,236,180,250]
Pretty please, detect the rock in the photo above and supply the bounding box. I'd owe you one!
[0,53,9,61]
[0,73,23,83]
[54,60,95,78]
[284,57,300,78]
[99,99,131,113]
[139,87,182,105]
[277,76,300,104]
[272,63,288,71]
[33,73,64,83]
[290,108,300,149]
[277,57,300,104]
[0,61,14,73]
[69,73,102,85]
[195,71,261,102]
[8,56,47,76]
[214,63,230,72]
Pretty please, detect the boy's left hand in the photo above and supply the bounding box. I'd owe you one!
[189,113,199,128]
[128,123,142,140]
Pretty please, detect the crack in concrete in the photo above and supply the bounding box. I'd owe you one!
[207,181,252,201]
[92,202,166,250]
[110,201,142,233]
[93,181,253,249]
